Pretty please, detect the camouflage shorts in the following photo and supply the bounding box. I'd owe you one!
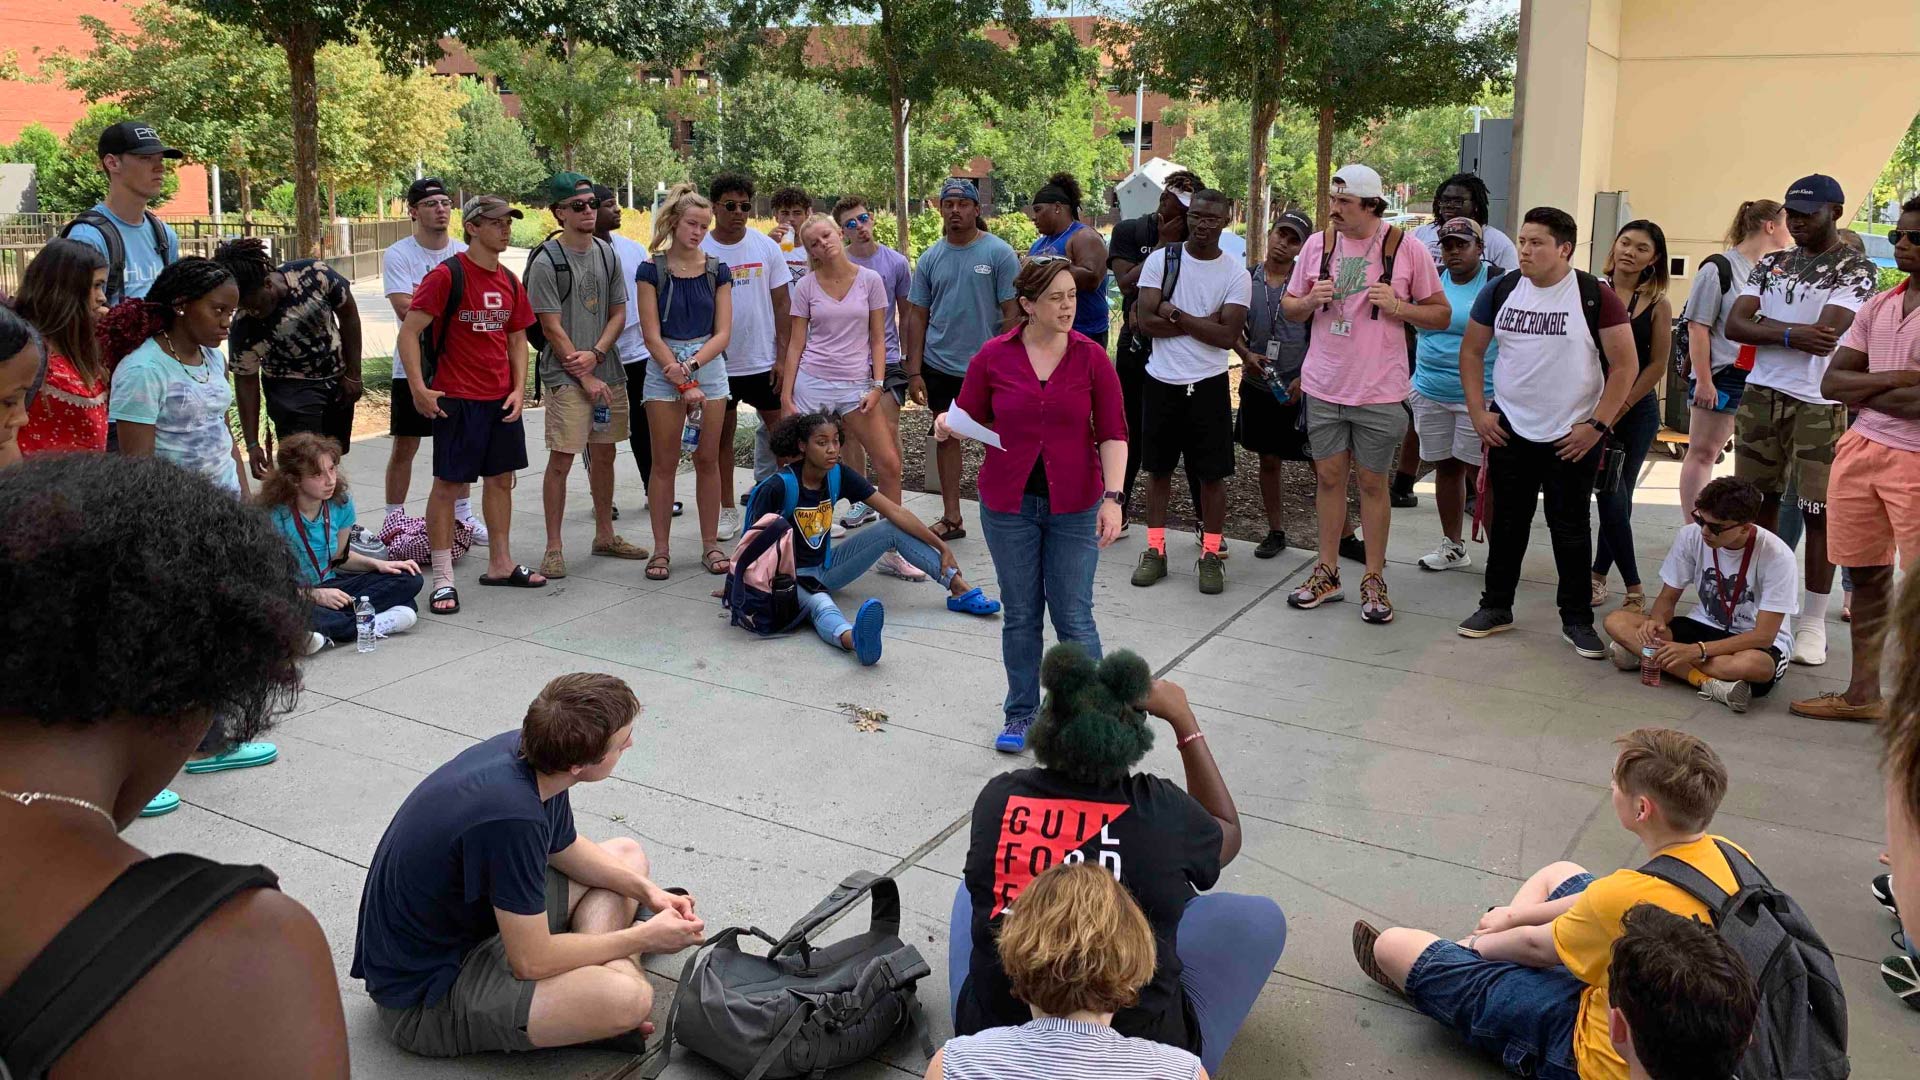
[1734,384,1846,509]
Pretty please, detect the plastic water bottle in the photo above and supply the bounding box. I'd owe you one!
[1639,644,1662,687]
[1269,377,1291,406]
[591,400,611,433]
[355,596,377,654]
[681,409,702,455]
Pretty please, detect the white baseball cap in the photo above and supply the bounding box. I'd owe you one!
[1330,164,1385,200]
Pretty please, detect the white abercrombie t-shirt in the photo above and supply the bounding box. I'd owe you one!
[701,230,793,375]
[608,234,651,363]
[1479,271,1612,442]
[1658,523,1797,657]
[383,234,468,379]
[1137,243,1253,385]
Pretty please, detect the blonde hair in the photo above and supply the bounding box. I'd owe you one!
[1726,199,1785,247]
[1613,728,1728,833]
[997,862,1156,1017]
[650,182,712,255]
[798,213,840,272]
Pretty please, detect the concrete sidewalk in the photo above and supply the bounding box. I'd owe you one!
[133,416,1918,1078]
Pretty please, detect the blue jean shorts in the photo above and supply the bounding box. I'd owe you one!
[641,337,730,403]
[1688,364,1749,415]
[1402,873,1593,1080]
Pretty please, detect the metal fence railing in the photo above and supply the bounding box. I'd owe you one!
[0,214,405,295]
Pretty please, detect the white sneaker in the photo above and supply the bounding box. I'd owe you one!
[304,631,328,656]
[372,607,418,639]
[463,516,490,546]
[877,549,929,581]
[1791,620,1828,666]
[831,521,847,540]
[1607,641,1640,671]
[1698,677,1753,714]
[1418,538,1470,572]
[717,507,740,541]
[843,502,878,529]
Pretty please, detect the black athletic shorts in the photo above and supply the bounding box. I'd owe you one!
[1141,371,1235,481]
[431,396,528,484]
[884,362,910,407]
[264,376,353,454]
[1235,372,1310,462]
[1664,619,1787,695]
[923,367,965,416]
[727,369,781,413]
[390,376,435,439]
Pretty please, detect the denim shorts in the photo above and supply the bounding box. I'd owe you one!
[1402,873,1592,1080]
[641,337,730,403]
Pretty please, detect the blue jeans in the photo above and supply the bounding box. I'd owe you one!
[311,570,425,643]
[979,496,1102,724]
[1402,873,1592,1080]
[1591,393,1660,587]
[797,519,947,647]
[947,882,1286,1075]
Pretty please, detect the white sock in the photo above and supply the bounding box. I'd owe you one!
[455,497,474,521]
[385,503,404,517]
[1802,590,1831,623]
[431,548,454,589]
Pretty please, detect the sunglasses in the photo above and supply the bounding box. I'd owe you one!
[1888,229,1920,246]
[718,200,752,212]
[840,212,873,229]
[1691,511,1744,535]
[559,198,602,213]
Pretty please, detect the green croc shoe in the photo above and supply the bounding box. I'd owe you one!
[184,742,278,774]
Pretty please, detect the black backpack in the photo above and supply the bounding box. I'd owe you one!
[1639,840,1849,1079]
[415,255,522,390]
[1670,252,1734,379]
[59,208,170,307]
[523,234,619,355]
[1483,268,1609,371]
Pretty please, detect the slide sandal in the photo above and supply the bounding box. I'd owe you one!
[946,587,1001,616]
[430,585,460,614]
[929,516,966,541]
[703,548,731,575]
[479,564,547,588]
[852,598,885,666]
[646,554,671,581]
[185,741,278,774]
[140,788,180,818]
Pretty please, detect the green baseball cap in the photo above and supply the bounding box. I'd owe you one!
[545,172,594,206]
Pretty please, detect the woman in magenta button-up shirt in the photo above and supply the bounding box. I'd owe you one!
[938,257,1128,752]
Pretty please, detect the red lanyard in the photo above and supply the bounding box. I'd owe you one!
[1708,536,1755,627]
[298,507,333,583]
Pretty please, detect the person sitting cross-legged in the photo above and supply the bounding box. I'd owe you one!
[1605,904,1759,1080]
[745,411,998,666]
[1600,476,1796,713]
[351,673,706,1058]
[1351,727,1768,1080]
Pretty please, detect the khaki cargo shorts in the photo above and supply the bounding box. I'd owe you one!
[1733,383,1846,510]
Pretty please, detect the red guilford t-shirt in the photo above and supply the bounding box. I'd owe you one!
[409,253,536,401]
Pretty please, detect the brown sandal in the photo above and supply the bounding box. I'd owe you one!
[703,547,731,575]
[929,516,967,541]
[1352,920,1400,994]
[645,554,671,581]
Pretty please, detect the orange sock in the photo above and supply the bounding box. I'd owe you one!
[1203,532,1223,555]
[1147,527,1166,555]
[1684,667,1710,688]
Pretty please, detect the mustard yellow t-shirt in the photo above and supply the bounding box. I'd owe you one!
[1551,835,1749,1080]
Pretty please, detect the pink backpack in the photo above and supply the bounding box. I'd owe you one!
[722,512,806,635]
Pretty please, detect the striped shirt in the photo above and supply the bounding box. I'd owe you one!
[1837,279,1920,451]
[938,1018,1203,1079]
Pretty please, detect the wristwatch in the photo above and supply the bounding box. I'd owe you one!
[1584,417,1612,436]
[1102,490,1125,505]
[869,379,887,391]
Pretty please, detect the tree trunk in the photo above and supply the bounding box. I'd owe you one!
[284,24,322,259]
[889,91,910,255]
[238,167,254,228]
[326,181,338,254]
[561,35,577,171]
[1247,84,1280,267]
[1314,105,1335,230]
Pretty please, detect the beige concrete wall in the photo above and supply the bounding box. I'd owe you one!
[1516,0,1920,279]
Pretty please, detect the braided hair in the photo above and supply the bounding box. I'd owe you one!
[212,236,276,303]
[96,257,234,368]
[1434,172,1492,225]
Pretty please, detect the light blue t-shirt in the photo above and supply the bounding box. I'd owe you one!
[1413,263,1502,405]
[108,338,239,494]
[66,202,181,303]
[906,232,1019,376]
[270,495,358,586]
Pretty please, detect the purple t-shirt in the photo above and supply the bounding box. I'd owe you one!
[793,266,889,381]
[849,245,911,363]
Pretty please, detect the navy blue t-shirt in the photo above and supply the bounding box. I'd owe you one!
[744,464,878,573]
[350,731,578,1009]
[637,259,734,340]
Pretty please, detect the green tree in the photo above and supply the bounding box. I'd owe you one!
[684,70,847,195]
[473,37,649,171]
[837,92,992,213]
[978,45,1129,206]
[431,76,547,202]
[575,108,687,204]
[1,124,64,201]
[38,103,181,213]
[1345,87,1512,209]
[1867,111,1920,224]
[313,41,462,217]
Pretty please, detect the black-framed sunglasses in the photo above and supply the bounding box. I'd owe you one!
[1888,229,1920,246]
[840,212,873,229]
[718,199,752,213]
[1691,511,1743,535]
[559,198,601,213]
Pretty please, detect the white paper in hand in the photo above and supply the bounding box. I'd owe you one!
[945,404,1003,449]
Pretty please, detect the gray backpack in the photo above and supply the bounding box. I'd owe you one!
[640,872,933,1080]
[1639,840,1849,1079]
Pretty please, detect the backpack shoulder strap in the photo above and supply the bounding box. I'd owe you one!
[431,257,465,366]
[1484,262,1501,285]
[703,254,725,289]
[143,211,169,260]
[1575,270,1606,358]
[1160,241,1183,301]
[1318,227,1336,280]
[1712,839,1771,891]
[771,872,901,957]
[1637,853,1732,918]
[62,210,127,301]
[826,464,841,505]
[778,469,800,519]
[1380,225,1402,275]
[1487,269,1524,317]
[1703,253,1734,295]
[0,854,278,1078]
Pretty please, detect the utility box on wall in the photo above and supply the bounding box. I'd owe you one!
[1458,119,1514,235]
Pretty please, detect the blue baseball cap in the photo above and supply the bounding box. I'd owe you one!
[1783,174,1844,213]
[938,178,980,204]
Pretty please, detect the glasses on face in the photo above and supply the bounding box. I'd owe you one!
[1888,229,1920,246]
[1691,511,1743,536]
[840,212,873,230]
[559,198,600,213]
[415,198,453,211]
[718,200,752,213]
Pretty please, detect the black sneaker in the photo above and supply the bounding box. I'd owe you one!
[1254,530,1287,559]
[1562,623,1607,659]
[1873,873,1900,918]
[1457,607,1514,638]
[1390,490,1418,508]
[1338,534,1367,563]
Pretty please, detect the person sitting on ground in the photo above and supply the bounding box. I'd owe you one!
[351,672,705,1058]
[744,411,1000,666]
[11,238,110,457]
[257,432,424,655]
[1606,903,1759,1080]
[1598,476,1796,713]
[951,645,1285,1076]
[1353,727,1767,1080]
[926,862,1206,1080]
[0,452,347,1079]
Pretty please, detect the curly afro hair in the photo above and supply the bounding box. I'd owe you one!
[769,410,843,459]
[1030,644,1154,785]
[0,454,306,746]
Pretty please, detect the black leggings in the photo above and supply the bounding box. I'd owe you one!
[1591,394,1661,587]
[625,364,654,480]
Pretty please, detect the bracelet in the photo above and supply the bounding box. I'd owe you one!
[1699,642,1709,662]
[1176,730,1206,749]
[1466,932,1483,954]
[676,380,699,393]
[1783,327,1792,349]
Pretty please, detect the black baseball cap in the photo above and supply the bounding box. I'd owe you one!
[406,177,451,206]
[1783,174,1845,213]
[1273,209,1314,241]
[97,121,183,160]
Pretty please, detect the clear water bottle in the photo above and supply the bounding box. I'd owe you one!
[355,595,377,654]
[1639,644,1662,687]
[591,400,611,433]
[681,408,702,455]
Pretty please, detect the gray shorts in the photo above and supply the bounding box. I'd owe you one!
[376,864,570,1057]
[1306,397,1410,474]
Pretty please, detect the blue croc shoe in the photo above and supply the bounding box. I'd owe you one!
[852,599,885,666]
[140,788,181,817]
[946,587,1000,616]
[184,742,279,774]
[994,716,1033,754]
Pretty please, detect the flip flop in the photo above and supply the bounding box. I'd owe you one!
[479,564,547,588]
[946,587,1001,616]
[1351,920,1400,995]
[430,585,460,614]
[140,788,180,818]
[185,741,278,774]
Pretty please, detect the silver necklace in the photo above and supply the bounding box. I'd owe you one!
[158,333,213,384]
[3,789,117,827]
